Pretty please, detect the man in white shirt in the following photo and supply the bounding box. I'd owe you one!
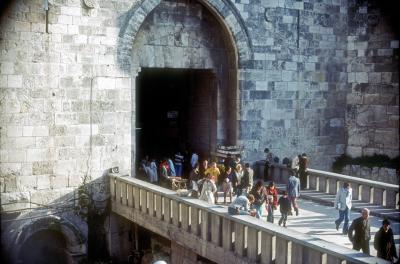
[334,182,352,234]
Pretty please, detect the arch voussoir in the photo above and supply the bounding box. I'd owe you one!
[117,0,253,72]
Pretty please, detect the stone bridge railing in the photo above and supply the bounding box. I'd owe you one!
[109,174,389,264]
[267,164,399,209]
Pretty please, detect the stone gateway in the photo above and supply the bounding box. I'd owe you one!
[0,0,398,262]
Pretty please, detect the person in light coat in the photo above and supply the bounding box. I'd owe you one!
[334,182,352,234]
[287,169,300,216]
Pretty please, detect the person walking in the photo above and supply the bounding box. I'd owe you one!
[287,169,300,216]
[291,154,301,171]
[238,163,250,196]
[265,181,278,210]
[278,191,291,227]
[234,164,244,196]
[265,195,274,223]
[244,163,254,191]
[198,173,217,204]
[374,219,398,262]
[188,163,200,197]
[298,153,309,189]
[149,159,158,183]
[174,151,184,177]
[334,182,352,234]
[348,208,371,255]
[167,157,176,177]
[221,166,234,204]
[249,180,266,219]
[263,148,274,181]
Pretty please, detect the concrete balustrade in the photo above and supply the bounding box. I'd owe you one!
[110,174,389,264]
[268,164,399,209]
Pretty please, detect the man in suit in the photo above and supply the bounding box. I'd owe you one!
[348,208,371,255]
[287,168,300,216]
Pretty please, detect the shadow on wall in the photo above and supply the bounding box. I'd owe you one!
[1,173,111,264]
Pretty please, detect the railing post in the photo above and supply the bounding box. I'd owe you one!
[181,204,190,231]
[325,178,330,194]
[127,184,133,208]
[291,242,303,264]
[222,218,232,251]
[336,180,340,193]
[140,189,147,213]
[172,200,180,227]
[201,210,209,241]
[319,176,326,193]
[234,222,245,257]
[261,231,275,263]
[304,248,326,264]
[361,185,370,203]
[191,207,200,236]
[329,179,337,194]
[155,194,163,220]
[276,238,291,264]
[369,187,374,204]
[133,186,140,209]
[164,197,171,224]
[211,214,221,246]
[309,174,317,190]
[373,188,384,206]
[148,192,155,216]
[385,190,397,208]
[247,227,258,262]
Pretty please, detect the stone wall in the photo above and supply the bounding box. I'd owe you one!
[237,0,349,169]
[345,0,399,158]
[0,0,134,208]
[342,164,399,185]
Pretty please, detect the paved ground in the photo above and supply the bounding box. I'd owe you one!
[216,193,400,259]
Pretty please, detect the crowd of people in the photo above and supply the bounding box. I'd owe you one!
[138,149,398,262]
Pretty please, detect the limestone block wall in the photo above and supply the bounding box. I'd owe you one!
[236,0,348,169]
[0,0,134,210]
[0,0,398,208]
[345,0,399,158]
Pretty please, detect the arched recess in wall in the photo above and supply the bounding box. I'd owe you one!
[10,216,86,263]
[118,0,253,162]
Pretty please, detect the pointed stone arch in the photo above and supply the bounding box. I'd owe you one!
[117,0,253,72]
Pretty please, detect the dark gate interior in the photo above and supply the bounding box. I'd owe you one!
[136,68,216,163]
[19,230,72,264]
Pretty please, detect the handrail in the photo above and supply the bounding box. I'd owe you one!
[308,168,399,191]
[109,174,390,264]
[265,163,399,209]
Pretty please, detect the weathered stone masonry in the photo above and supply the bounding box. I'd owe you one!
[0,0,398,261]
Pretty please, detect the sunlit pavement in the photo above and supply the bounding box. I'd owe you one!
[216,195,399,258]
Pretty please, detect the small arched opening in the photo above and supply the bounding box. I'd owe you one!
[18,229,73,264]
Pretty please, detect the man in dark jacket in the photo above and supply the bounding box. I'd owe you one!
[374,219,398,262]
[348,208,371,254]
